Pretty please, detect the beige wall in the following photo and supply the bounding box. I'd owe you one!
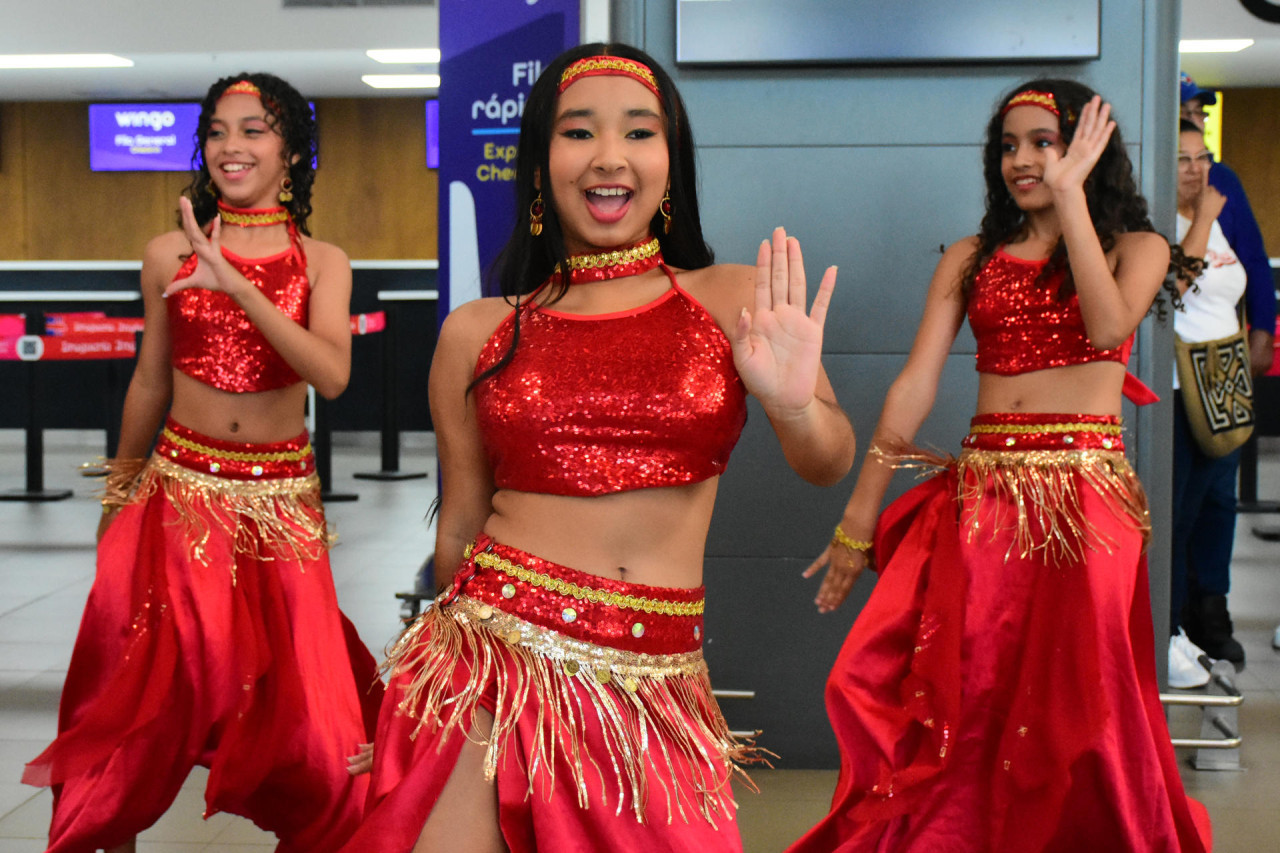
[0,98,438,260]
[1220,87,1280,256]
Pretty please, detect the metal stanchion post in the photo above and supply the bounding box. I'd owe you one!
[1,310,72,502]
[355,301,427,482]
[313,395,358,503]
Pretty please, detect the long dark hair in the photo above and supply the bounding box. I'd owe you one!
[960,78,1183,310]
[183,72,318,235]
[472,43,713,390]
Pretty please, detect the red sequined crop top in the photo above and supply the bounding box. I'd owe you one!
[968,248,1132,375]
[168,224,309,393]
[473,266,747,497]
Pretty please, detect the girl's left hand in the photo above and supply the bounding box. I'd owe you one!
[730,227,836,415]
[1043,94,1116,195]
[164,196,239,298]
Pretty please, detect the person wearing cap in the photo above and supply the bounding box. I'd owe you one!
[1175,71,1274,670]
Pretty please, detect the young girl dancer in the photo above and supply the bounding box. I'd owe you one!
[342,43,855,853]
[791,81,1210,852]
[24,73,380,852]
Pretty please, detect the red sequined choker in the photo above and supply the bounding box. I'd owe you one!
[560,237,664,284]
[216,200,290,228]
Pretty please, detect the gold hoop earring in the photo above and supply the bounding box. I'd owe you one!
[529,192,544,237]
[278,177,294,204]
[660,191,673,235]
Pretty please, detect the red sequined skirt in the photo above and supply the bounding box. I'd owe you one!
[24,418,383,853]
[342,533,757,853]
[788,413,1210,853]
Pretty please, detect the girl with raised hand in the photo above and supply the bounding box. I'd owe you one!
[25,72,380,853]
[344,43,855,853]
[791,80,1210,852]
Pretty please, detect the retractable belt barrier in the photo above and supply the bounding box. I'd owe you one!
[1,310,396,503]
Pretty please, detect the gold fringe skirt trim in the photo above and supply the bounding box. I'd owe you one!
[132,455,331,574]
[384,594,767,827]
[955,447,1150,566]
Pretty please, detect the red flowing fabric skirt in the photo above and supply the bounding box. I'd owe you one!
[788,413,1211,853]
[24,419,383,853]
[340,533,757,853]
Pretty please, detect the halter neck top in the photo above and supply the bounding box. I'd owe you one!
[968,248,1132,375]
[473,266,747,497]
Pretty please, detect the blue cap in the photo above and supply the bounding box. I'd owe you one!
[1180,71,1217,106]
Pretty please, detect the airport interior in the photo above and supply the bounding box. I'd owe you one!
[2,1,1280,850]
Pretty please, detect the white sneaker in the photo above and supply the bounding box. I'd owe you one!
[1169,628,1211,689]
[1272,624,1280,650]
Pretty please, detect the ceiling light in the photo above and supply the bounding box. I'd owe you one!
[1179,39,1254,53]
[362,74,441,90]
[367,49,441,64]
[0,54,133,69]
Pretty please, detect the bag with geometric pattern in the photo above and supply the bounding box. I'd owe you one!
[1174,327,1254,458]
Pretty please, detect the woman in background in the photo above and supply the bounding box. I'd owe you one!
[791,81,1210,852]
[1168,119,1249,688]
[25,73,380,853]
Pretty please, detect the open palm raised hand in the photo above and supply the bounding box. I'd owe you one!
[1042,95,1115,195]
[729,227,837,416]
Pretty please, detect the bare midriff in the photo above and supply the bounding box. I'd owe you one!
[976,360,1127,417]
[169,372,309,444]
[483,477,720,589]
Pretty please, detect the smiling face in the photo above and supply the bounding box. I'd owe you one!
[204,92,290,209]
[546,74,669,254]
[1000,104,1068,211]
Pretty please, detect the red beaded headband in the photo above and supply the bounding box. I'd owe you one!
[1002,90,1060,117]
[219,79,262,100]
[217,78,281,115]
[558,56,662,101]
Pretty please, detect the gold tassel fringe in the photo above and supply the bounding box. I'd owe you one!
[132,456,331,575]
[956,448,1150,565]
[384,595,768,827]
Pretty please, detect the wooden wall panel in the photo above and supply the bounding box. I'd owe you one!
[0,104,29,259]
[0,98,438,261]
[309,98,438,259]
[1220,88,1280,256]
[22,103,172,260]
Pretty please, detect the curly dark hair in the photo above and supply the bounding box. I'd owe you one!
[960,78,1185,311]
[473,42,713,390]
[183,72,318,235]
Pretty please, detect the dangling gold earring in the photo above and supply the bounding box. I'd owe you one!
[529,192,544,237]
[660,191,673,235]
[204,180,218,198]
[278,177,294,204]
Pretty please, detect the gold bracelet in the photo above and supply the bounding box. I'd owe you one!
[831,524,872,553]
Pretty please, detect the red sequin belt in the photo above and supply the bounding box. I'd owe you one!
[154,417,315,480]
[440,534,705,655]
[961,412,1125,453]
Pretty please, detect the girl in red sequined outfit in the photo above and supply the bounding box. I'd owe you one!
[790,80,1211,852]
[24,73,381,853]
[340,44,855,853]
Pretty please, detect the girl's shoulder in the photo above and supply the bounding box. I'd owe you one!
[299,236,351,270]
[439,296,520,348]
[141,230,191,285]
[670,262,755,330]
[1112,230,1170,266]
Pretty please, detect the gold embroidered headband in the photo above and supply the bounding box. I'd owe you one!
[219,79,262,100]
[558,56,662,101]
[1002,90,1060,117]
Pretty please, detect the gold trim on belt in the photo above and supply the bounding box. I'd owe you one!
[469,548,705,617]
